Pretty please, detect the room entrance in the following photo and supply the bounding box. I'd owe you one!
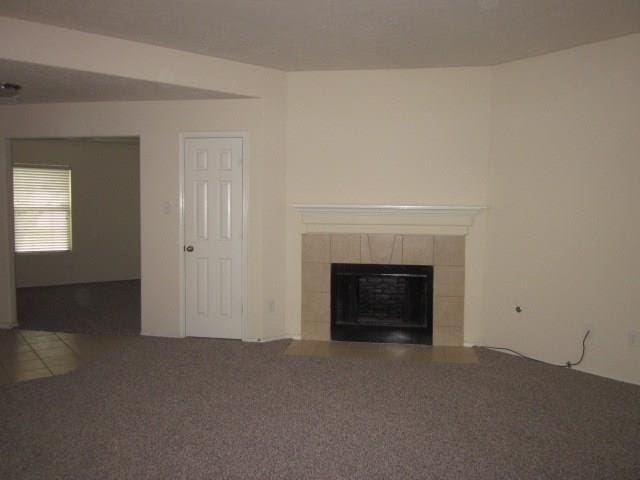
[10,137,141,336]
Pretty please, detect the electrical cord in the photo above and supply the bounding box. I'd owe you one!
[478,330,590,368]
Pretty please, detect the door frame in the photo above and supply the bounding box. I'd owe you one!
[178,132,249,340]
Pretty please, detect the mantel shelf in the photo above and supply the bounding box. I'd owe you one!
[291,204,487,230]
[291,204,486,216]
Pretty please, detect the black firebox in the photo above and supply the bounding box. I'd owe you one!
[331,263,433,344]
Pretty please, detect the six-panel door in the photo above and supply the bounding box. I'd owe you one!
[184,137,243,338]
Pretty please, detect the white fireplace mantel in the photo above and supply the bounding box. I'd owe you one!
[289,204,487,343]
[291,204,486,230]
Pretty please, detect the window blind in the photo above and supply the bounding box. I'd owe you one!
[13,166,72,253]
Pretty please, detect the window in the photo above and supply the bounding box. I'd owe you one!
[13,166,72,253]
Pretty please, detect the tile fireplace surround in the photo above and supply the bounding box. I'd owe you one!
[301,233,465,345]
[292,204,485,346]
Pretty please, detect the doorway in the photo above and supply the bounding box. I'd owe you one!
[10,137,141,335]
[181,133,246,339]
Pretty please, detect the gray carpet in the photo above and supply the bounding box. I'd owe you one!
[16,280,141,336]
[1,338,639,479]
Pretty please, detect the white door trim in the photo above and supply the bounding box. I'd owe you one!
[178,132,249,340]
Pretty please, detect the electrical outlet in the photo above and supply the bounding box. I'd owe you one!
[629,330,640,348]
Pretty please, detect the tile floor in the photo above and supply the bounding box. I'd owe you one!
[284,340,478,364]
[0,329,127,385]
[1,332,479,385]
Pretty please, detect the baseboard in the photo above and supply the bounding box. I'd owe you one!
[243,334,298,343]
[0,322,18,330]
[140,330,182,338]
[574,368,640,387]
[472,342,640,386]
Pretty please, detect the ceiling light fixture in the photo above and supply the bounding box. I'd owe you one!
[0,83,22,98]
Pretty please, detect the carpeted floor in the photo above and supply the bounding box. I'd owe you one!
[1,337,639,479]
[16,280,141,336]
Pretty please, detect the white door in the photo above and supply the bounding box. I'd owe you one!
[184,136,243,338]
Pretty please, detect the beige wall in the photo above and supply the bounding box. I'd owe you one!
[260,93,289,340]
[0,98,287,340]
[285,68,492,340]
[485,34,640,384]
[286,68,491,204]
[12,139,140,288]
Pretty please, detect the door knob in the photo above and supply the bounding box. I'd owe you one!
[185,245,194,252]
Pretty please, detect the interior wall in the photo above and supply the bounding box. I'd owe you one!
[0,98,286,339]
[286,68,491,205]
[285,67,492,338]
[485,34,640,384]
[260,93,289,340]
[12,139,140,288]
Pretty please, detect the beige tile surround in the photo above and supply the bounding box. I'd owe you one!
[301,233,465,346]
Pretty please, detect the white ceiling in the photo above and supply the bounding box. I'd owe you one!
[0,0,639,71]
[0,60,245,104]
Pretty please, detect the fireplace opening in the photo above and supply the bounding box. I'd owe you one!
[331,263,433,344]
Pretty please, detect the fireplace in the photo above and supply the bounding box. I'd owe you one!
[331,263,433,344]
[299,232,467,346]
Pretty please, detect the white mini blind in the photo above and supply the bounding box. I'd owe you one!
[13,166,72,253]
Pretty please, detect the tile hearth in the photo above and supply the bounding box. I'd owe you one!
[285,340,478,364]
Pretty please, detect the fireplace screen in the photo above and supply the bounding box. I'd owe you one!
[331,263,433,344]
